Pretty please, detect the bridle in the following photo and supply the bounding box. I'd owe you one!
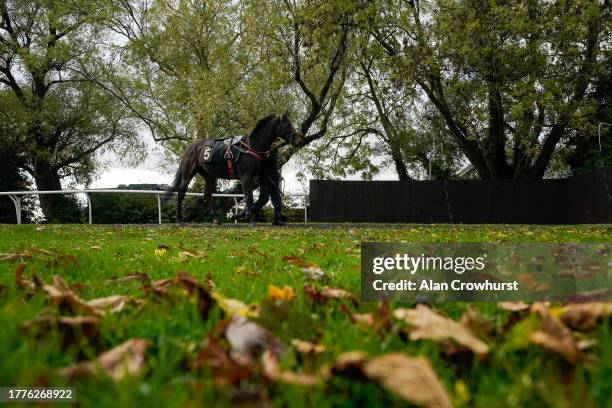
[240,116,299,159]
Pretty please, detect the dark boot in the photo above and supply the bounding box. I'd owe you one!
[272,213,285,226]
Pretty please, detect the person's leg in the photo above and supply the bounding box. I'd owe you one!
[269,181,283,225]
[228,186,269,221]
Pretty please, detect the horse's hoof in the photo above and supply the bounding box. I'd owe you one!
[272,220,285,226]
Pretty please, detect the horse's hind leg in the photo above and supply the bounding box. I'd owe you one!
[177,164,198,222]
[202,174,217,224]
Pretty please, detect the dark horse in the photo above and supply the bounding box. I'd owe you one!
[166,112,303,223]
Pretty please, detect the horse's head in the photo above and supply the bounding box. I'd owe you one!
[278,111,304,147]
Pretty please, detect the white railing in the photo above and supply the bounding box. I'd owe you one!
[0,189,308,225]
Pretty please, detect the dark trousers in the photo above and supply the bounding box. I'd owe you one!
[251,178,282,219]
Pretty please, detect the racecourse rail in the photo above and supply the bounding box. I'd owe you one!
[0,189,309,224]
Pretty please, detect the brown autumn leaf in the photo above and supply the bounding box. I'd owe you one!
[86,295,135,314]
[177,270,214,320]
[301,266,326,280]
[261,349,320,386]
[34,274,138,316]
[460,306,498,338]
[225,315,285,366]
[193,338,252,385]
[20,315,100,349]
[325,352,452,408]
[105,273,150,285]
[362,353,453,408]
[394,305,489,355]
[291,339,326,354]
[529,303,582,364]
[559,302,612,331]
[57,338,149,380]
[15,263,34,290]
[303,284,358,306]
[281,255,309,267]
[498,301,530,312]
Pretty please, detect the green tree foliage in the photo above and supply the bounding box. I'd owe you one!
[109,0,359,161]
[367,0,610,179]
[0,0,142,221]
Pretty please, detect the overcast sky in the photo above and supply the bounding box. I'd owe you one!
[90,133,399,193]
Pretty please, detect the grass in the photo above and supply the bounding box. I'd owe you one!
[0,223,610,407]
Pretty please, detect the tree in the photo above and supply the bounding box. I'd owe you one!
[0,0,142,221]
[368,0,610,179]
[107,0,359,170]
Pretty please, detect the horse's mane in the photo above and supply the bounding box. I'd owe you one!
[249,114,278,137]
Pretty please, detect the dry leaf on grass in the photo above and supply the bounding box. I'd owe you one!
[105,273,150,285]
[177,270,214,320]
[363,354,453,408]
[268,285,295,301]
[529,303,582,364]
[325,351,452,408]
[20,315,100,349]
[291,339,326,354]
[86,295,135,314]
[57,338,149,380]
[212,292,254,318]
[559,302,612,331]
[301,266,326,280]
[394,304,489,355]
[193,338,252,385]
[303,284,358,306]
[225,316,285,366]
[498,301,530,312]
[261,350,320,386]
[281,255,309,267]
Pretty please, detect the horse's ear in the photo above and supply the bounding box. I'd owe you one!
[283,110,290,119]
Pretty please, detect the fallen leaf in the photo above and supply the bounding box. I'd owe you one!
[57,338,149,380]
[303,284,358,306]
[281,255,309,267]
[291,339,326,354]
[559,302,612,331]
[325,351,452,408]
[105,273,150,284]
[225,315,285,365]
[268,285,295,301]
[212,292,254,317]
[362,353,453,408]
[301,266,326,280]
[261,349,319,386]
[20,315,100,349]
[90,246,102,251]
[193,338,252,385]
[177,270,214,320]
[86,295,135,314]
[394,305,489,355]
[529,303,582,364]
[498,301,530,312]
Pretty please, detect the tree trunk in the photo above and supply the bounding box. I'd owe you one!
[33,160,80,222]
[388,140,410,180]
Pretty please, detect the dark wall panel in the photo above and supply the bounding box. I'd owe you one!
[309,167,611,224]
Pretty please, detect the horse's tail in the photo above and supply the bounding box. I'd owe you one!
[162,168,182,203]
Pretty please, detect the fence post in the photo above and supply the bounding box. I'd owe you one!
[233,197,238,224]
[304,194,308,223]
[8,195,21,224]
[157,194,162,224]
[85,193,92,224]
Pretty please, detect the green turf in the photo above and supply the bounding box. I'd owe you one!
[0,224,610,407]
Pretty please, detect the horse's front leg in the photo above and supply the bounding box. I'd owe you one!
[241,173,255,223]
